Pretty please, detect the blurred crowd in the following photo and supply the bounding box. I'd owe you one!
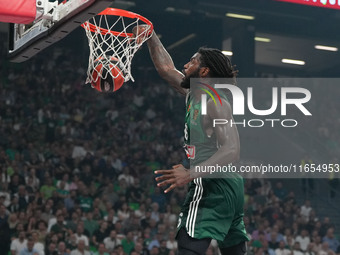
[0,35,339,255]
[0,40,186,255]
[244,180,340,255]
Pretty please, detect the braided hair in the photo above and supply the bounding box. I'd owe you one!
[198,47,237,79]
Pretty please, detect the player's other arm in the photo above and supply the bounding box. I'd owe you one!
[133,26,187,95]
[191,98,240,178]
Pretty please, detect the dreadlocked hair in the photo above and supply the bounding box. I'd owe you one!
[198,47,237,80]
[198,47,237,105]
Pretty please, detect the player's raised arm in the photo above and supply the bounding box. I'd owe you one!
[133,26,188,95]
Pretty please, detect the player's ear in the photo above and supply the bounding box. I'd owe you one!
[199,67,210,77]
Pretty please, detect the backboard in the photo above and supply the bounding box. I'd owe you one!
[6,0,113,63]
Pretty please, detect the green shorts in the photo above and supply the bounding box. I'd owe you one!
[176,176,249,248]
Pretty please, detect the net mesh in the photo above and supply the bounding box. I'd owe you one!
[82,10,153,85]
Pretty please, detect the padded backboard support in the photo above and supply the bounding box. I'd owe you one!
[0,0,36,24]
[8,0,113,63]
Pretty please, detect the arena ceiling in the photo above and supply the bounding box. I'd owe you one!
[114,0,340,77]
[1,0,339,76]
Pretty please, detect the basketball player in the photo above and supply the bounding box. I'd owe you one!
[133,27,249,255]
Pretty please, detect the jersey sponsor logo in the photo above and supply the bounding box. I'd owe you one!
[193,109,199,120]
[184,145,196,159]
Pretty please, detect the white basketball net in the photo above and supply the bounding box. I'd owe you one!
[82,11,153,85]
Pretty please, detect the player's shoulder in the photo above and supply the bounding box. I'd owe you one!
[206,96,232,109]
[206,97,232,118]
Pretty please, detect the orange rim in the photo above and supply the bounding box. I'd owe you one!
[81,8,153,37]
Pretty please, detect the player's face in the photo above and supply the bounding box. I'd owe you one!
[181,53,202,89]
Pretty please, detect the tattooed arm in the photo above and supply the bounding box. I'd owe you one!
[134,27,188,95]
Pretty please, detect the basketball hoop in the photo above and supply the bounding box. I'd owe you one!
[82,8,153,86]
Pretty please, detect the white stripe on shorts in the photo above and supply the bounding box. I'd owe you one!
[186,177,203,237]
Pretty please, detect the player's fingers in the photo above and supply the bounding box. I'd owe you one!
[132,27,145,44]
[136,36,144,45]
[172,164,183,169]
[154,169,174,175]
[132,25,145,35]
[164,184,177,193]
[157,179,175,187]
[155,174,172,182]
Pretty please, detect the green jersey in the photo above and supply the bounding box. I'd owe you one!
[178,91,249,247]
[183,92,218,165]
